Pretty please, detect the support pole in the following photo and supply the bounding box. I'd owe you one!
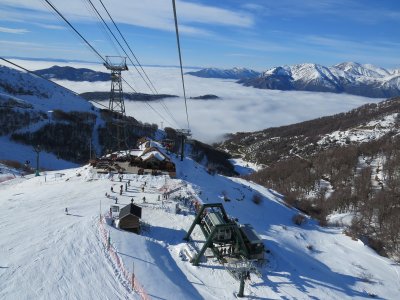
[180,134,184,161]
[33,145,41,176]
[183,204,206,241]
[238,272,245,297]
[192,227,217,266]
[131,261,135,289]
[89,137,92,161]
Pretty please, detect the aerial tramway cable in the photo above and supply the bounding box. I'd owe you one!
[172,0,191,131]
[98,0,158,94]
[43,0,106,64]
[89,0,182,128]
[42,0,179,128]
[85,0,181,128]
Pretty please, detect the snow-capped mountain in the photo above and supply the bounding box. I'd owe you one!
[186,67,260,79]
[240,62,400,98]
[35,65,110,82]
[334,62,390,78]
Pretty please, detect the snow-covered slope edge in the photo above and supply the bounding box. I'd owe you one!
[1,148,399,299]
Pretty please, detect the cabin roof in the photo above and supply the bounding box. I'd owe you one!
[119,203,142,219]
[141,151,166,162]
[240,224,263,244]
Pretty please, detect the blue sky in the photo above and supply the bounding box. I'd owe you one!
[1,0,400,70]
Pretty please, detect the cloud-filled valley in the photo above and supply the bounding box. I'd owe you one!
[17,59,383,142]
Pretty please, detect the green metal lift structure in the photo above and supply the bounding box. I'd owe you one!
[184,203,266,297]
[183,203,249,266]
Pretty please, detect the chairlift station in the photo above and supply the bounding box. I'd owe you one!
[184,203,265,266]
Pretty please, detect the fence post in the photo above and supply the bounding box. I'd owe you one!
[107,230,110,250]
[132,261,135,290]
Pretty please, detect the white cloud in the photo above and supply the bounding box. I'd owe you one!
[0,26,29,34]
[0,40,89,57]
[0,0,254,36]
[242,0,400,24]
[35,23,66,30]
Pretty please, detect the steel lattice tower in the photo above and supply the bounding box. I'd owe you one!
[104,56,128,151]
[104,56,128,114]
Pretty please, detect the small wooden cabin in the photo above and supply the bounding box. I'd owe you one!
[239,224,265,260]
[118,200,142,234]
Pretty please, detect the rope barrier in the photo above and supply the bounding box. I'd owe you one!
[98,215,151,300]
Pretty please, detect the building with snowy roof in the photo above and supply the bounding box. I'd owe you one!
[118,200,142,233]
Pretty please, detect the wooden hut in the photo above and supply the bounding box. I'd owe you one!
[118,200,142,233]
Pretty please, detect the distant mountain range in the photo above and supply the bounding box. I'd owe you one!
[188,62,400,98]
[186,67,260,79]
[35,65,110,82]
[80,92,177,101]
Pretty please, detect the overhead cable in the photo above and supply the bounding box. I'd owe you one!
[85,0,181,127]
[44,0,106,64]
[98,0,158,94]
[172,0,190,131]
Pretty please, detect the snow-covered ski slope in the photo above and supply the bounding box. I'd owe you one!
[1,150,399,299]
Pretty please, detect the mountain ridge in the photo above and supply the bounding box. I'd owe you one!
[187,62,400,98]
[34,65,110,82]
[186,67,260,79]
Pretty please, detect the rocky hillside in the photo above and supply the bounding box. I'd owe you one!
[80,91,177,101]
[239,62,400,98]
[0,65,157,167]
[0,65,233,174]
[35,65,110,82]
[219,97,400,260]
[219,97,400,165]
[186,67,260,79]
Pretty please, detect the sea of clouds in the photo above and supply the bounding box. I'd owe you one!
[15,59,383,143]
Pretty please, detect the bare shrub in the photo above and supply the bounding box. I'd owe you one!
[292,213,307,226]
[0,160,23,169]
[252,193,262,205]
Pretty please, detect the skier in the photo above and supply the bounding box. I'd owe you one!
[142,196,146,203]
[115,197,118,204]
[111,186,114,193]
[65,207,68,215]
[125,183,128,191]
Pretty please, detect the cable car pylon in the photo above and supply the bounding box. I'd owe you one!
[104,56,129,152]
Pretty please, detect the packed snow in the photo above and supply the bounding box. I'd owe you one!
[1,145,399,299]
